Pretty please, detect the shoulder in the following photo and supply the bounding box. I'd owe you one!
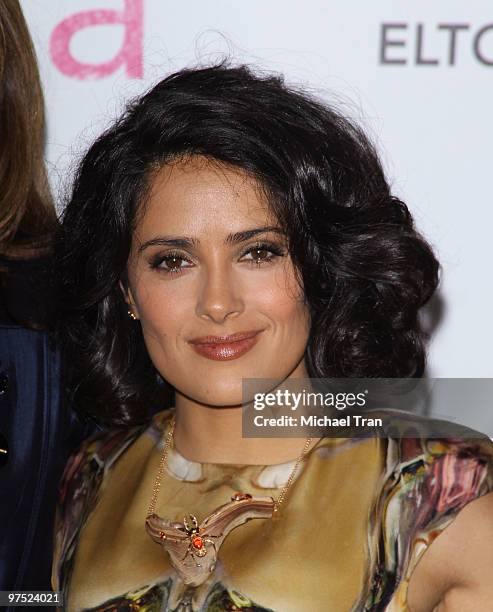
[53,410,173,550]
[52,420,149,590]
[378,409,493,537]
[386,413,493,610]
[57,409,173,508]
[57,422,148,514]
[395,426,493,531]
[371,407,493,471]
[362,409,493,609]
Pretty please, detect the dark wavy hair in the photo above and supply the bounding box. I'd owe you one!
[55,63,440,428]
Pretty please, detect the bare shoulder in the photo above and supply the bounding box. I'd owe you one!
[407,490,493,611]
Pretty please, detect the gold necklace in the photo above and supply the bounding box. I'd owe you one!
[145,412,313,587]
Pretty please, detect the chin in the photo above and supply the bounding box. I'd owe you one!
[179,377,261,408]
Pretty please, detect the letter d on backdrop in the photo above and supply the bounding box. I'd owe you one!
[50,0,143,79]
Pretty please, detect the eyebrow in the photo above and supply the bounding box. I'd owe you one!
[138,226,284,253]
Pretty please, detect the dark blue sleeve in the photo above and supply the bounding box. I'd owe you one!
[0,325,99,596]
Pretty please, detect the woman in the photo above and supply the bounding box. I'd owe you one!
[0,0,96,594]
[53,64,493,611]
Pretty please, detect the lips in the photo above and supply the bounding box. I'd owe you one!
[189,330,263,361]
[190,330,261,344]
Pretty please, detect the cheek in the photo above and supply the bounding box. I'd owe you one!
[130,275,190,344]
[132,280,192,384]
[248,269,310,374]
[258,288,307,330]
[255,263,309,329]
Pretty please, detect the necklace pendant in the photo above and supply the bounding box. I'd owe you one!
[146,495,275,587]
[146,413,313,587]
[191,534,205,552]
[187,519,207,557]
[183,514,210,559]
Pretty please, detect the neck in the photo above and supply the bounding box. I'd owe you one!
[172,404,320,465]
[171,365,321,466]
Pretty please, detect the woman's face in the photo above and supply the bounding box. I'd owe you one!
[124,156,310,407]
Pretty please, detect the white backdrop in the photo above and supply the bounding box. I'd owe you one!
[22,0,493,430]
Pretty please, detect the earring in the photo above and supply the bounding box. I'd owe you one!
[128,309,137,321]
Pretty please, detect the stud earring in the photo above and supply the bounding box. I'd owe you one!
[128,309,138,321]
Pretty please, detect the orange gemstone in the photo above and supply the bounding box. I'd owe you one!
[192,536,203,549]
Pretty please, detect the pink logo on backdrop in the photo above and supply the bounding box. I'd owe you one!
[50,0,143,79]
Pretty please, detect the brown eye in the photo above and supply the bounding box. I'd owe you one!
[151,252,193,274]
[251,248,270,262]
[240,242,285,266]
[163,255,183,272]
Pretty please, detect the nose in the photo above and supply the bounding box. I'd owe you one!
[195,263,244,324]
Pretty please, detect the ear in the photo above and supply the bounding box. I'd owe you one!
[119,279,140,320]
